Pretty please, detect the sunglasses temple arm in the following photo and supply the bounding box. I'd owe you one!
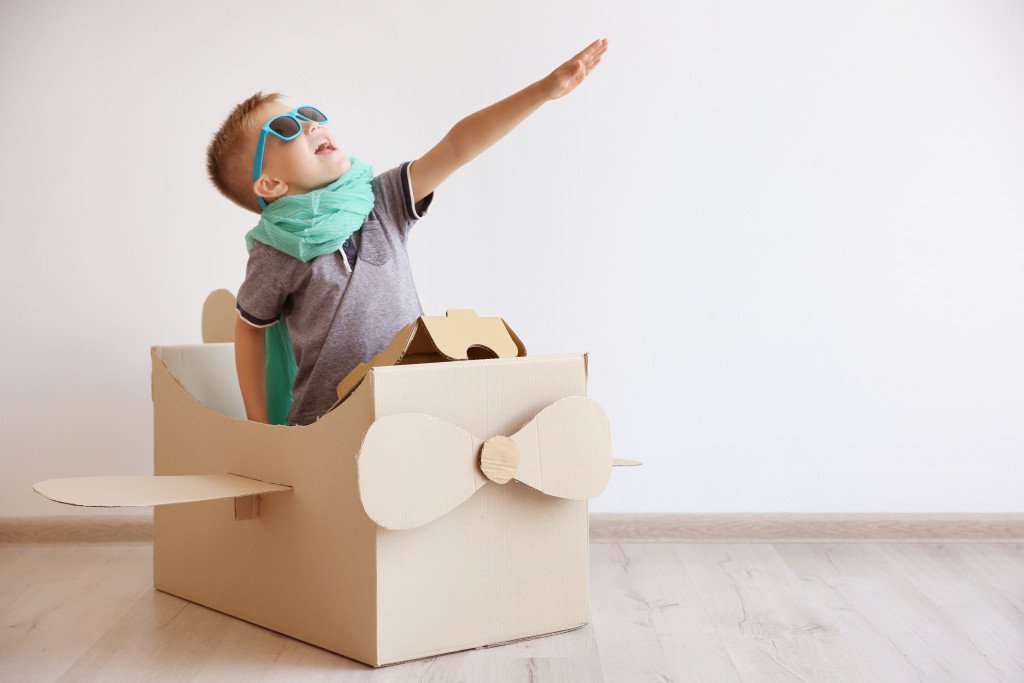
[253,131,269,210]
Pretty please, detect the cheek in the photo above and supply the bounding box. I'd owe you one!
[281,145,316,174]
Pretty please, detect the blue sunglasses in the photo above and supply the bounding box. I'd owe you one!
[252,105,329,210]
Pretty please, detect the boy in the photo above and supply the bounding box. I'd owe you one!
[206,38,608,426]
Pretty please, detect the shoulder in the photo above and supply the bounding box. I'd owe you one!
[247,240,304,265]
[243,240,309,283]
[371,161,412,198]
[371,160,432,225]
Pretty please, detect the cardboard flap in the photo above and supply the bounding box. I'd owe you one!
[613,458,642,466]
[335,322,418,402]
[420,309,525,360]
[333,310,527,408]
[356,397,612,530]
[202,289,237,343]
[33,474,292,508]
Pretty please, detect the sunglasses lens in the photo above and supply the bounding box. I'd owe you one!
[269,116,300,138]
[297,106,327,123]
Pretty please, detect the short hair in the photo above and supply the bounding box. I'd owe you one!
[206,90,285,215]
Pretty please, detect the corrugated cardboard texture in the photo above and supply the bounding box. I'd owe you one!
[151,346,380,665]
[369,355,590,665]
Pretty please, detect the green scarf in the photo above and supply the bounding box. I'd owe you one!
[244,156,375,424]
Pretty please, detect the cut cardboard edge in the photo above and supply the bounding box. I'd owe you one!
[33,473,292,508]
[333,321,418,405]
[357,412,485,531]
[507,396,612,500]
[420,309,525,360]
[612,458,642,467]
[150,346,353,432]
[202,289,238,344]
[331,310,527,410]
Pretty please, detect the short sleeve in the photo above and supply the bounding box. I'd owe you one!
[235,242,303,328]
[371,160,435,242]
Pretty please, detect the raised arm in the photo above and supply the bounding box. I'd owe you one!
[409,37,609,203]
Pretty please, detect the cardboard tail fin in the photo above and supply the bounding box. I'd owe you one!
[32,474,292,508]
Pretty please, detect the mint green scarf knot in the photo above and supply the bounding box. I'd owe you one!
[244,156,375,425]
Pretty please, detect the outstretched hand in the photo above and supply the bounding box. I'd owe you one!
[539,38,609,101]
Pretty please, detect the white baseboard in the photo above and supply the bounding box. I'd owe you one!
[2,513,1023,544]
[589,512,1024,542]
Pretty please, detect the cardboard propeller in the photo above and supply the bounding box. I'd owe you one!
[357,396,633,531]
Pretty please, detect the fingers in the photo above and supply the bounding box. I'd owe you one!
[559,37,607,80]
[572,37,608,66]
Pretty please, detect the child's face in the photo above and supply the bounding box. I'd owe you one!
[251,101,350,204]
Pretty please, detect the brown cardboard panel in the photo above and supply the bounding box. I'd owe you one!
[202,289,237,343]
[150,345,380,666]
[332,310,526,408]
[233,494,260,520]
[32,474,291,508]
[334,321,418,402]
[378,484,590,665]
[357,396,613,531]
[480,435,518,484]
[370,355,590,664]
[502,319,529,357]
[420,309,523,360]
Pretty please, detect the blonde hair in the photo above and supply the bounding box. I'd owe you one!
[206,90,286,214]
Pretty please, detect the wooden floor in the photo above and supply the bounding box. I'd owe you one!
[1,542,1022,681]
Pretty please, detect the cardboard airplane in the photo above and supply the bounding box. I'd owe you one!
[34,293,639,667]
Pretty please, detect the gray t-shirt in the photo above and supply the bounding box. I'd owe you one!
[236,161,435,426]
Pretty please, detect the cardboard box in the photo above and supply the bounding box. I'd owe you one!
[34,297,636,667]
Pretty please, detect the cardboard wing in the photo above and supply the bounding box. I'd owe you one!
[332,309,527,407]
[33,474,292,520]
[357,396,637,531]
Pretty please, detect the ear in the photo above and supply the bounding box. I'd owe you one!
[253,174,288,202]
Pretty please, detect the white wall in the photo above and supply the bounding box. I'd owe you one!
[1,0,1022,516]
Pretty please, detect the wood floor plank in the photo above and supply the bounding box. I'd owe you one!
[877,543,1024,680]
[679,543,883,681]
[383,626,603,683]
[775,543,1017,682]
[589,543,741,681]
[54,545,602,681]
[3,542,1022,681]
[774,543,953,682]
[0,545,152,682]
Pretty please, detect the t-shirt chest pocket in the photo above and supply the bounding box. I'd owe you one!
[357,217,392,267]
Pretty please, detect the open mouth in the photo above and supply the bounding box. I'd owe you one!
[314,139,337,155]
